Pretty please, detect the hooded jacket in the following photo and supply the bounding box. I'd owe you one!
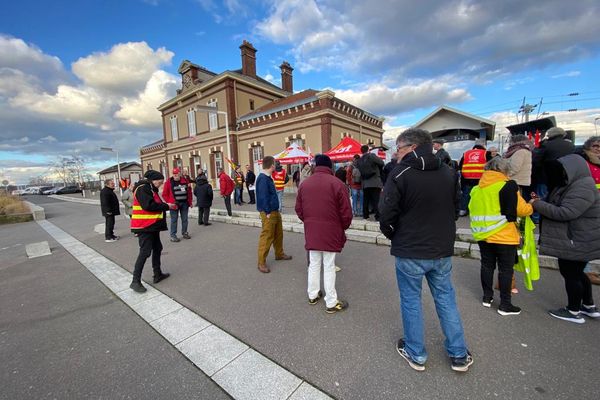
[295,166,353,252]
[100,186,120,217]
[533,154,600,261]
[131,179,169,232]
[379,144,460,259]
[469,170,533,245]
[532,135,574,185]
[193,175,213,208]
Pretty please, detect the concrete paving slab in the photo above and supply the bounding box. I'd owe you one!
[288,382,333,400]
[130,293,183,322]
[213,348,302,400]
[116,285,162,306]
[150,307,212,345]
[93,223,105,234]
[345,229,379,244]
[176,325,249,376]
[454,241,471,257]
[376,234,391,246]
[25,241,51,258]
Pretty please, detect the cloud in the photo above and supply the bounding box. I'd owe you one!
[72,42,173,96]
[255,0,600,80]
[115,70,179,127]
[552,71,581,79]
[196,0,249,23]
[332,79,472,116]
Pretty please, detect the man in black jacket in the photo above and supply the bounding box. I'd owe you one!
[246,165,256,204]
[100,179,120,242]
[433,138,452,166]
[379,128,472,373]
[130,170,176,293]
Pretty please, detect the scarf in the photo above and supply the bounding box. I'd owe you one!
[505,141,532,158]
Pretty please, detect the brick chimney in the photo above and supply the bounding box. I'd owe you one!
[280,61,293,93]
[240,40,257,79]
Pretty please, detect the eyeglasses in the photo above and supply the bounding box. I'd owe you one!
[592,144,600,149]
[395,144,413,151]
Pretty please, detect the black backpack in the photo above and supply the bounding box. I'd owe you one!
[357,155,377,180]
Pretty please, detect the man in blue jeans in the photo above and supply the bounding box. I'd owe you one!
[379,128,473,372]
[162,167,193,242]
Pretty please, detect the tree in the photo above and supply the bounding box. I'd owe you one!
[52,156,86,186]
[29,176,49,186]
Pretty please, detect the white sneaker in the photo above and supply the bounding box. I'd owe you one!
[580,304,600,318]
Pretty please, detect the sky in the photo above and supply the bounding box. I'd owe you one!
[1,0,600,184]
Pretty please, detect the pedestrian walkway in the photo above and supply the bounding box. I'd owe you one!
[36,219,332,400]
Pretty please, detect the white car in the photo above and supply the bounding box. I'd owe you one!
[43,187,63,195]
[21,187,41,195]
[11,189,25,195]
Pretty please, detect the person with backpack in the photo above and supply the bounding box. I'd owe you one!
[347,155,363,217]
[357,145,384,220]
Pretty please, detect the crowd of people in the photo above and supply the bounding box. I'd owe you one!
[97,128,600,374]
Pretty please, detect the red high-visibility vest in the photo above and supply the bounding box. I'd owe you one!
[461,149,487,180]
[272,169,287,191]
[587,161,600,191]
[130,187,164,230]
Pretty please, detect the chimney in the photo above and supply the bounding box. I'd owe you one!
[280,61,294,93]
[240,40,257,79]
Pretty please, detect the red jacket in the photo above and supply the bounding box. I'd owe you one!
[295,166,353,252]
[161,176,192,206]
[219,171,235,196]
[346,165,361,190]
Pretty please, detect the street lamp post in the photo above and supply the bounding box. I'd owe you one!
[100,147,122,195]
[594,117,600,135]
[193,106,232,174]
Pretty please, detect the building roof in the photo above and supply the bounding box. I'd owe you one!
[97,162,142,175]
[230,69,285,92]
[238,89,320,122]
[413,105,496,140]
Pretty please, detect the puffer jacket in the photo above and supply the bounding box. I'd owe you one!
[533,154,600,261]
[471,170,533,245]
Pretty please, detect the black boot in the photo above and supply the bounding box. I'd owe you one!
[130,281,147,293]
[153,272,171,284]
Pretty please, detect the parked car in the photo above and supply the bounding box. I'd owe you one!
[38,186,54,194]
[11,189,25,196]
[56,186,82,195]
[43,187,62,195]
[21,187,41,195]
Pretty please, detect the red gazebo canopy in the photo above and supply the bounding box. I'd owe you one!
[325,137,385,161]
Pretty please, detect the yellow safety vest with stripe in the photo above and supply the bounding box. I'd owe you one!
[468,181,509,241]
[130,188,164,230]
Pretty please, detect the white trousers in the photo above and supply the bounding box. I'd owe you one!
[308,250,338,308]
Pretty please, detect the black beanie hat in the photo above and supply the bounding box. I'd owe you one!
[144,170,164,180]
[314,154,333,169]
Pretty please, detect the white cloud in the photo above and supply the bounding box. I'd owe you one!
[72,42,173,95]
[115,70,179,127]
[333,80,472,116]
[552,71,581,79]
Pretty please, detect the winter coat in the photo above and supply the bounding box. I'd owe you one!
[162,176,193,206]
[506,147,532,186]
[121,189,134,216]
[299,164,312,185]
[256,172,279,214]
[245,170,256,186]
[382,160,398,185]
[532,135,574,186]
[219,172,234,196]
[358,152,384,189]
[379,144,460,259]
[346,165,361,190]
[469,170,533,245]
[335,167,347,183]
[193,175,213,208]
[533,154,600,261]
[100,186,120,217]
[295,166,353,252]
[435,148,452,166]
[131,180,169,232]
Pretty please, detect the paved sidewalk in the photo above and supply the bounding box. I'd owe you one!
[0,220,231,400]
[27,195,600,399]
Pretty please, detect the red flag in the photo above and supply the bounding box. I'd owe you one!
[224,157,239,170]
[527,131,532,141]
[534,130,541,147]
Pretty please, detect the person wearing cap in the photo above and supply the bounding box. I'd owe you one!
[295,154,352,313]
[130,170,177,293]
[161,167,193,242]
[433,138,452,166]
[255,156,292,273]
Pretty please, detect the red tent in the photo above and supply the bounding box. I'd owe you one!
[325,137,385,161]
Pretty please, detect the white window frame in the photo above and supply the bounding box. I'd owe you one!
[252,146,264,163]
[208,99,218,131]
[170,116,178,141]
[289,138,305,149]
[193,155,201,175]
[187,109,197,137]
[214,152,223,173]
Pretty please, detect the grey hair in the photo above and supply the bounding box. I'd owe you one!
[583,136,600,150]
[104,178,114,185]
[396,128,432,146]
[484,157,509,174]
[511,134,529,144]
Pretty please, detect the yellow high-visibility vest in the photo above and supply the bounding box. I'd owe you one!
[468,181,509,241]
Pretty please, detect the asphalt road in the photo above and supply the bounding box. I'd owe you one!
[0,216,231,400]
[12,196,600,399]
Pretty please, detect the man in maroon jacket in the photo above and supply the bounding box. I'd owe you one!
[295,154,353,314]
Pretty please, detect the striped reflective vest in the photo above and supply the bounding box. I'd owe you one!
[468,181,509,241]
[587,161,600,191]
[461,149,486,179]
[272,169,286,191]
[130,188,164,230]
